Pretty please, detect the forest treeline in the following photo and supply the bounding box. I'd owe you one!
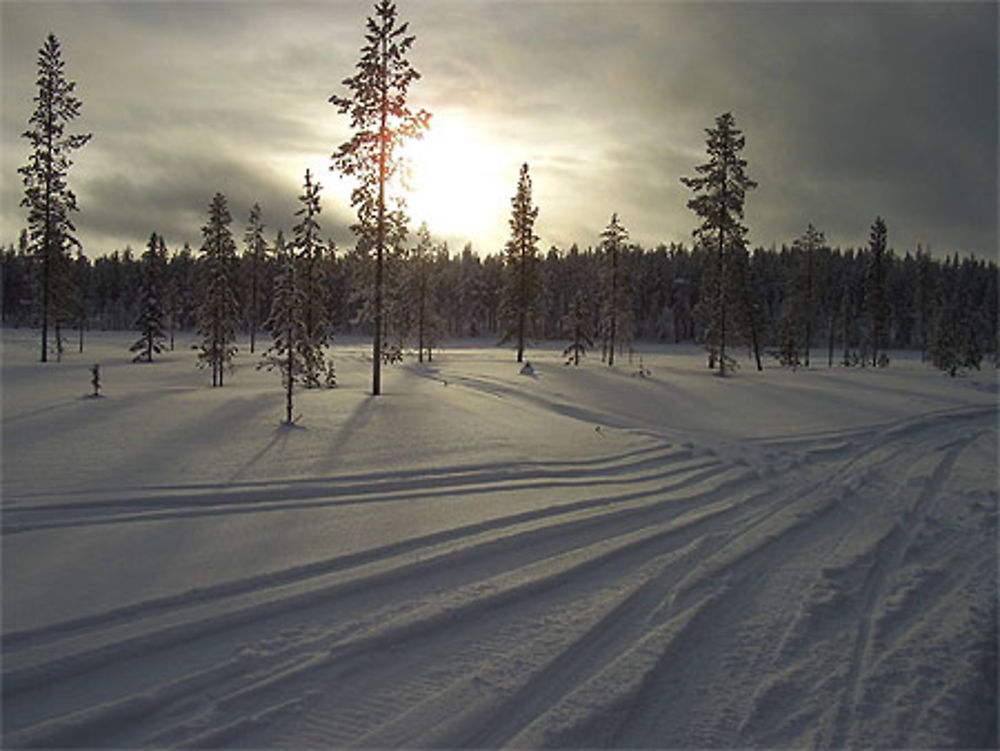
[2,225,996,370]
[10,17,997,392]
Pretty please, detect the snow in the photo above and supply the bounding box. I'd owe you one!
[2,328,997,749]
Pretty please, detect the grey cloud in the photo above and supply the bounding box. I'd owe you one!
[3,1,996,259]
[79,144,357,255]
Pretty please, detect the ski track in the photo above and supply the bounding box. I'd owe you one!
[2,401,996,748]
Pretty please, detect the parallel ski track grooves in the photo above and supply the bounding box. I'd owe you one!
[5,442,674,504]
[4,406,993,749]
[827,428,983,749]
[6,479,772,748]
[2,453,723,654]
[2,452,719,535]
[2,461,759,698]
[605,417,992,749]
[8,424,876,748]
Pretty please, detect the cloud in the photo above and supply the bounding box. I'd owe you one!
[3,0,996,260]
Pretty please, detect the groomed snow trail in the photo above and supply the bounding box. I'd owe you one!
[2,333,997,748]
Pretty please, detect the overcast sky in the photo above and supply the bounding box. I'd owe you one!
[2,1,996,259]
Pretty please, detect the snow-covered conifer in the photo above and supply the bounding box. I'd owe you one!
[20,34,91,363]
[499,163,541,363]
[681,112,757,376]
[331,0,430,396]
[598,213,632,366]
[867,216,890,367]
[130,232,168,363]
[407,223,443,362]
[562,289,593,366]
[260,231,307,424]
[293,170,331,388]
[793,224,824,367]
[244,203,268,354]
[929,255,983,377]
[196,193,240,387]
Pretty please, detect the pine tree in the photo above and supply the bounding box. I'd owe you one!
[793,224,824,367]
[776,225,825,368]
[196,193,240,387]
[244,203,268,354]
[293,170,331,387]
[562,289,593,366]
[72,249,90,353]
[19,33,91,363]
[730,242,764,371]
[331,0,430,396]
[260,231,307,424]
[914,246,936,361]
[867,216,890,367]
[681,112,757,376]
[130,232,168,363]
[928,255,984,377]
[598,213,632,366]
[407,223,442,362]
[499,163,542,363]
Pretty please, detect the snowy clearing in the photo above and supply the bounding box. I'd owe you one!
[2,329,997,749]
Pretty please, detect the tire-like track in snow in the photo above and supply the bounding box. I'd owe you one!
[3,405,996,749]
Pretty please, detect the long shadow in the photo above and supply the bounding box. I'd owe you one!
[229,421,305,484]
[324,394,376,463]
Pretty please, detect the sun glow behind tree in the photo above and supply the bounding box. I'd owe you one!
[401,113,513,250]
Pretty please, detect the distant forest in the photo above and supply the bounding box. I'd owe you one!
[9,23,997,380]
[2,228,996,370]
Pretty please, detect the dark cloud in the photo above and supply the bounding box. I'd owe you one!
[3,1,996,259]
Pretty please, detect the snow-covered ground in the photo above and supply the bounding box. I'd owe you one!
[2,328,997,749]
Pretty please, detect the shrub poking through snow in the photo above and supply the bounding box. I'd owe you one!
[89,362,101,397]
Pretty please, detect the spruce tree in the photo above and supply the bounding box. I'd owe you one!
[793,224,824,367]
[867,216,890,366]
[733,243,764,371]
[330,0,430,396]
[244,203,268,354]
[914,247,936,361]
[499,163,541,363]
[681,112,757,376]
[130,232,168,363]
[929,255,984,377]
[196,193,240,387]
[19,33,91,363]
[293,170,330,388]
[562,289,593,366]
[407,223,442,362]
[598,213,632,366]
[260,231,307,424]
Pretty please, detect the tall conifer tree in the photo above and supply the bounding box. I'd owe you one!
[562,289,594,366]
[130,232,167,362]
[867,216,890,366]
[407,223,441,362]
[293,170,330,387]
[19,33,91,363]
[791,224,824,367]
[598,213,631,366]
[244,203,268,355]
[331,0,430,396]
[196,193,240,387]
[261,231,306,423]
[499,163,541,363]
[681,112,756,376]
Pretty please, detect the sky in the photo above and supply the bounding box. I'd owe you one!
[2,0,997,260]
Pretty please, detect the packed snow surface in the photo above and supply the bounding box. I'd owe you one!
[2,329,997,749]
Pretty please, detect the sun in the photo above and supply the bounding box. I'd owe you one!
[401,114,511,247]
